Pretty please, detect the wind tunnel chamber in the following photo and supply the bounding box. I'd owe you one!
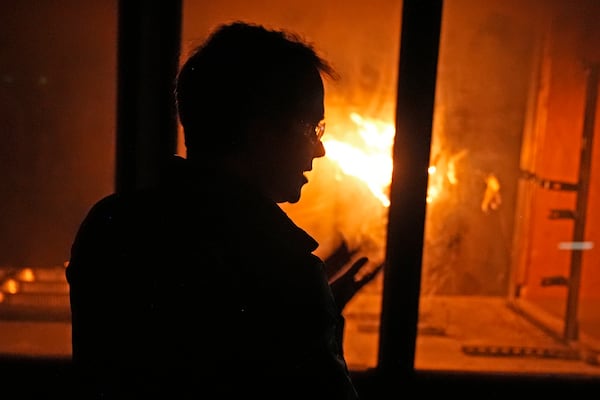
[2,0,600,380]
[180,0,600,374]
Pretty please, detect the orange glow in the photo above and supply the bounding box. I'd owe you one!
[16,267,35,282]
[426,149,468,204]
[1,278,19,294]
[323,113,394,207]
[324,113,450,207]
[481,173,501,213]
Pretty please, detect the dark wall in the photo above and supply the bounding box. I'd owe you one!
[0,0,117,267]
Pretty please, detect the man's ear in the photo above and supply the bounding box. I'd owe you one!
[246,117,280,147]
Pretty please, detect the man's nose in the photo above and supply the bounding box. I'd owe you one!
[313,140,326,158]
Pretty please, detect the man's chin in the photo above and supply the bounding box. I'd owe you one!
[286,196,301,204]
[276,187,303,204]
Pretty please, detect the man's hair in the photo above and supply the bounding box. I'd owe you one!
[176,21,337,155]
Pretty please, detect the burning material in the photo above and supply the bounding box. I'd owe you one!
[427,149,468,205]
[285,110,504,297]
[481,174,501,213]
[282,112,393,275]
[319,113,396,269]
[322,113,395,208]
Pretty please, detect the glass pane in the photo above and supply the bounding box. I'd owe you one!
[416,0,600,376]
[0,1,117,356]
[181,0,403,370]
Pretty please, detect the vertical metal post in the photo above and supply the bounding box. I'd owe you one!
[378,0,443,380]
[564,63,599,341]
[115,0,182,193]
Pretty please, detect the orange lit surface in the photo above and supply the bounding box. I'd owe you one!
[1,0,600,382]
[282,0,600,376]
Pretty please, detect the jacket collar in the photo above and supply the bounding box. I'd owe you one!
[166,155,320,254]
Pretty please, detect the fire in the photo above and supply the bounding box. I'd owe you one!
[323,113,395,207]
[323,112,442,208]
[426,165,441,204]
[322,113,477,210]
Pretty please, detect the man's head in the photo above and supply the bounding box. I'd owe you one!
[176,21,337,203]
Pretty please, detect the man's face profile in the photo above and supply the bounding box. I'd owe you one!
[259,73,326,204]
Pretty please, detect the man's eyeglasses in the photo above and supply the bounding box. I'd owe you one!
[301,120,326,145]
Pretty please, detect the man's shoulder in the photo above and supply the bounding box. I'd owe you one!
[84,187,174,220]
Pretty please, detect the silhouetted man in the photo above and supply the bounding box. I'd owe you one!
[67,21,361,399]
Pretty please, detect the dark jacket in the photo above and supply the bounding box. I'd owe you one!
[66,155,358,399]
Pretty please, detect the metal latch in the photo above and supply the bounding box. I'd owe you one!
[541,276,569,286]
[520,170,579,191]
[548,209,577,219]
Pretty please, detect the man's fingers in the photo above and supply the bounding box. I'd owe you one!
[348,257,369,275]
[357,262,385,286]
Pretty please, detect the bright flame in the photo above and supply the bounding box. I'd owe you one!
[427,149,468,204]
[322,113,470,208]
[481,173,501,212]
[427,166,441,204]
[323,113,395,207]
